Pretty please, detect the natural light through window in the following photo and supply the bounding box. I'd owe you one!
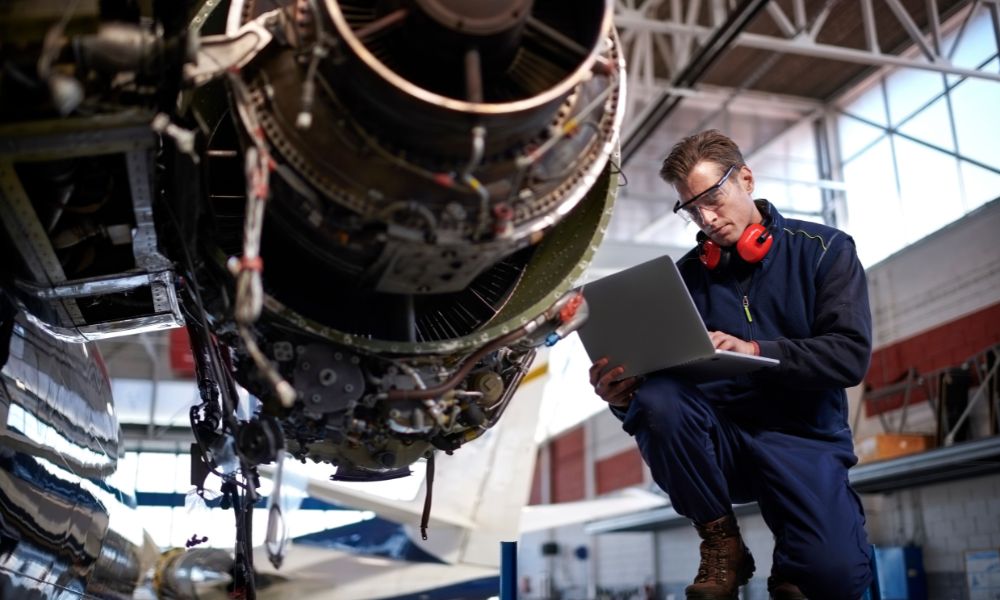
[836,4,1000,266]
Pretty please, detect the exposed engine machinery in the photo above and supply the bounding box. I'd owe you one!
[0,0,623,593]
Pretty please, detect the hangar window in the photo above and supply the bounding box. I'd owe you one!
[836,5,1000,266]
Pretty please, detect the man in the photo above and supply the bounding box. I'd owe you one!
[590,130,873,600]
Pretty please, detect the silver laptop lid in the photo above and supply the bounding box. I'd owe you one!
[577,255,717,379]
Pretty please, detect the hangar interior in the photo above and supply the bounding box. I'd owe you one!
[0,0,998,598]
[517,0,1000,598]
[102,0,999,594]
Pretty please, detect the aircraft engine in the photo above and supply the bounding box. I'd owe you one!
[0,0,624,481]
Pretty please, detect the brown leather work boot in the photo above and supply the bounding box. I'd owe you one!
[768,575,807,599]
[685,514,755,599]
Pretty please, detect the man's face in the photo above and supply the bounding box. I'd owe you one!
[673,160,759,246]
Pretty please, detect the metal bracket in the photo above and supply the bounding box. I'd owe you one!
[185,10,278,86]
[0,116,184,342]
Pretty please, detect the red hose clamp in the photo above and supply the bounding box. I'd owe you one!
[559,293,584,322]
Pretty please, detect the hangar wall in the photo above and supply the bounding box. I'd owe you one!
[521,198,1000,599]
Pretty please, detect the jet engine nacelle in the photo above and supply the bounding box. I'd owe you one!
[0,0,624,480]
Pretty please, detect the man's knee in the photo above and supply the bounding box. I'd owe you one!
[790,549,872,600]
[623,375,705,437]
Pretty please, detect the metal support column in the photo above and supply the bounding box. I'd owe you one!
[501,541,518,600]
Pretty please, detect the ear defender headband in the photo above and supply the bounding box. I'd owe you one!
[697,203,774,271]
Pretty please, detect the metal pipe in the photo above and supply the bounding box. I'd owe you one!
[793,0,807,31]
[925,0,943,53]
[386,328,524,401]
[737,32,1000,81]
[883,0,939,62]
[766,2,798,37]
[500,541,518,600]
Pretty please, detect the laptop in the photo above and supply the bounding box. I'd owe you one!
[576,255,779,381]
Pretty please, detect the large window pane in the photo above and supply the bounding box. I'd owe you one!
[842,138,903,266]
[894,137,964,243]
[838,114,886,162]
[751,120,822,214]
[896,96,955,152]
[960,162,1000,211]
[840,82,888,126]
[833,6,999,268]
[944,7,998,71]
[763,181,823,216]
[951,60,1000,171]
[885,68,945,126]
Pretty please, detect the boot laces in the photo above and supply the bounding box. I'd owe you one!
[694,538,730,583]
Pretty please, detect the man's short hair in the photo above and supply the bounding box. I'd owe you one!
[659,129,746,184]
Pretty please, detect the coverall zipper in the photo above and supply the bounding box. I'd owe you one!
[734,278,756,341]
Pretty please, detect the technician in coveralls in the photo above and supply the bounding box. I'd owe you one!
[590,130,874,600]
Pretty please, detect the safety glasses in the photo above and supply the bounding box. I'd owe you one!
[672,164,738,223]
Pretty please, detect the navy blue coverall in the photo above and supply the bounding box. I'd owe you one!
[616,201,874,599]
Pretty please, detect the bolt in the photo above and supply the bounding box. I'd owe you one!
[319,369,338,386]
[301,361,311,371]
[311,394,322,404]
[274,342,294,361]
[344,384,355,393]
[334,352,343,361]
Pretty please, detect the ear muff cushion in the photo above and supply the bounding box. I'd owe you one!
[699,238,723,270]
[736,223,773,263]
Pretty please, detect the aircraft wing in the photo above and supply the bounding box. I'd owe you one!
[520,487,667,533]
[254,544,498,600]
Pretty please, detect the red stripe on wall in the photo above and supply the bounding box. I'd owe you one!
[550,427,585,503]
[595,448,644,495]
[864,302,1000,416]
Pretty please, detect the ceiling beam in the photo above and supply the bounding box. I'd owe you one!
[627,80,823,117]
[616,4,1000,84]
[616,0,999,166]
[735,31,1000,81]
[620,0,773,164]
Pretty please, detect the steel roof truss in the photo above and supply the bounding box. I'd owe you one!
[616,0,1000,88]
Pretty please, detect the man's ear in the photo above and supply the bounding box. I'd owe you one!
[740,164,755,194]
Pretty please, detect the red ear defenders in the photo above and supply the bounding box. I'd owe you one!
[698,222,773,271]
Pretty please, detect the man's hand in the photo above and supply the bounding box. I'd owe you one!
[589,357,640,408]
[709,331,758,355]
